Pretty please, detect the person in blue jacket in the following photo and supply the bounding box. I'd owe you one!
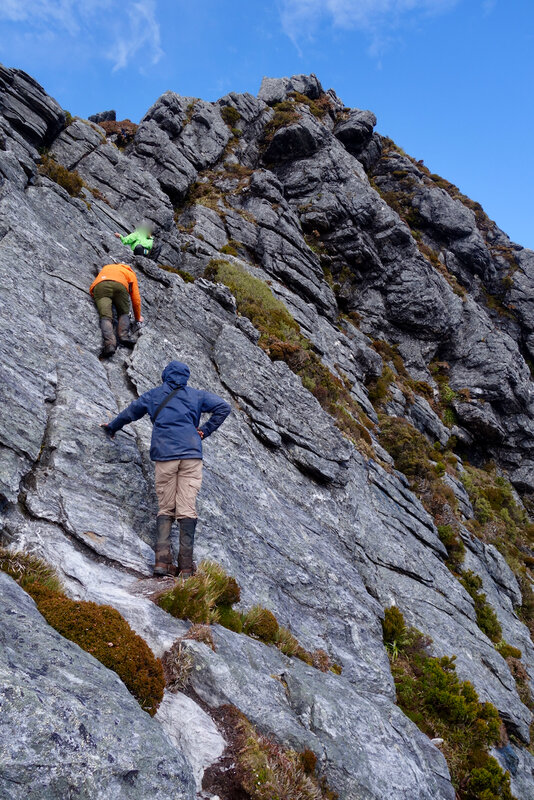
[101,360,231,578]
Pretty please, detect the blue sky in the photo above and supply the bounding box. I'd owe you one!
[1,0,532,248]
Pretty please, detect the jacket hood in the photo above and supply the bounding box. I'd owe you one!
[161,360,190,388]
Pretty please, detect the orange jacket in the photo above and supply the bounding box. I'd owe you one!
[90,264,142,321]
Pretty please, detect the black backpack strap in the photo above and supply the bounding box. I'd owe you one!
[152,386,183,422]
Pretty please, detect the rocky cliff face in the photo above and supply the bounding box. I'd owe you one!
[1,65,534,799]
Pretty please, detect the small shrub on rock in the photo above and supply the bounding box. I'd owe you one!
[217,604,243,633]
[382,606,407,653]
[463,756,514,800]
[379,416,433,481]
[496,641,522,660]
[242,605,279,642]
[437,524,465,571]
[262,100,301,144]
[29,583,164,715]
[204,705,337,800]
[460,570,502,643]
[38,154,84,197]
[220,105,241,127]
[235,710,334,800]
[382,606,510,799]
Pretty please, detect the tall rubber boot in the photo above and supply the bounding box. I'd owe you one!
[117,314,135,348]
[178,518,197,578]
[100,317,116,357]
[154,515,175,577]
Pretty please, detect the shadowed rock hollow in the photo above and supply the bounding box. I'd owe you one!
[1,65,534,799]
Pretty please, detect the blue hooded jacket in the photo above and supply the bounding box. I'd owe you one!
[107,361,231,461]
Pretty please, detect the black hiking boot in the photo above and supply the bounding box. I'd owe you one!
[100,317,116,357]
[117,314,135,348]
[154,515,175,577]
[150,244,162,262]
[178,517,197,578]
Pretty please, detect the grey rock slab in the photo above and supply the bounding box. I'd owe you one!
[0,65,65,146]
[1,510,190,657]
[49,118,104,170]
[496,744,534,800]
[264,112,328,163]
[407,395,450,446]
[214,324,351,480]
[156,692,226,792]
[187,625,454,800]
[132,119,197,203]
[443,472,474,518]
[334,108,377,154]
[413,185,476,237]
[258,74,324,104]
[0,571,196,800]
[88,110,116,123]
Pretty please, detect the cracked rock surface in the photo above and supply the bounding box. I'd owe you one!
[2,64,534,798]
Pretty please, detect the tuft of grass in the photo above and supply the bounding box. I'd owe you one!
[218,604,243,633]
[183,622,216,650]
[273,626,300,657]
[220,239,242,257]
[0,548,63,593]
[161,640,194,692]
[382,607,512,800]
[38,154,84,197]
[289,91,333,119]
[158,560,339,673]
[242,605,279,643]
[262,100,301,144]
[234,708,337,800]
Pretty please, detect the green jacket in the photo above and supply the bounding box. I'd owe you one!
[120,228,153,252]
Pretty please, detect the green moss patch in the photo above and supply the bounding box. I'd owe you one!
[0,550,164,715]
[382,607,513,800]
[39,154,84,197]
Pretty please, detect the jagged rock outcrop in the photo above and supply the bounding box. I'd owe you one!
[1,64,534,798]
[0,571,196,799]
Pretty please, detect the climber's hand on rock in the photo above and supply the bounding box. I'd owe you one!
[100,423,114,438]
[197,429,204,439]
[114,232,122,239]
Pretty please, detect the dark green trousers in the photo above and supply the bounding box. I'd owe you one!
[93,280,130,319]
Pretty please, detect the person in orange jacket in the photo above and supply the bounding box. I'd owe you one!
[89,263,144,357]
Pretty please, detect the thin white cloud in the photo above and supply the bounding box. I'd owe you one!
[0,0,163,72]
[280,0,459,47]
[111,0,163,72]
